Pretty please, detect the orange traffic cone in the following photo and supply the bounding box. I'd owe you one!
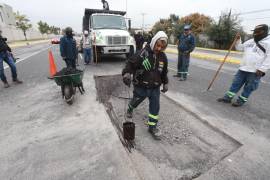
[48,50,57,79]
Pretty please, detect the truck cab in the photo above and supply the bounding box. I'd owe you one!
[83,9,136,60]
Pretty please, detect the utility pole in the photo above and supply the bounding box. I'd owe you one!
[125,0,128,18]
[141,13,146,35]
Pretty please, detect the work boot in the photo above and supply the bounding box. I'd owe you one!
[13,79,23,84]
[232,99,245,107]
[217,97,232,103]
[148,127,162,140]
[3,82,10,88]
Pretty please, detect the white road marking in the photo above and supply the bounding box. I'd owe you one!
[4,45,54,70]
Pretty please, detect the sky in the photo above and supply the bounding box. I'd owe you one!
[2,0,270,33]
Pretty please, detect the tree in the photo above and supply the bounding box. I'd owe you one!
[152,14,180,42]
[207,10,244,49]
[179,13,212,35]
[37,21,50,34]
[14,11,32,40]
[152,13,212,44]
[49,26,61,35]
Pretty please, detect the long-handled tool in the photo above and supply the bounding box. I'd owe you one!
[206,32,240,91]
[94,44,98,65]
[123,85,135,148]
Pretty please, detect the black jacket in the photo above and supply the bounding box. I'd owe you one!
[122,45,168,88]
[0,36,11,53]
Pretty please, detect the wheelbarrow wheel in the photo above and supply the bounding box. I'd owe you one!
[63,84,74,105]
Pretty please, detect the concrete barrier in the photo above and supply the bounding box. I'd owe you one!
[1,24,54,42]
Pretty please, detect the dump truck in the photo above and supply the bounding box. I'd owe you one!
[82,9,136,60]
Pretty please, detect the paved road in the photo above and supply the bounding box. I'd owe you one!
[0,43,139,180]
[1,43,270,179]
[166,53,270,137]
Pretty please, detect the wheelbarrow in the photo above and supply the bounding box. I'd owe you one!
[54,70,85,105]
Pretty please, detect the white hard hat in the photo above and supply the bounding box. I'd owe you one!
[84,30,88,35]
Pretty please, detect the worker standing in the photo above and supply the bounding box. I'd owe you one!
[82,30,92,65]
[101,0,109,10]
[218,24,270,107]
[60,27,77,69]
[122,31,169,140]
[174,25,195,81]
[0,30,23,88]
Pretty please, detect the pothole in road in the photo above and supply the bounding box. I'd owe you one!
[94,74,242,180]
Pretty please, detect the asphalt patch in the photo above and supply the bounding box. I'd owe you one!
[94,74,241,180]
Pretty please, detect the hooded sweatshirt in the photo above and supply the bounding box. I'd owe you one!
[122,31,169,88]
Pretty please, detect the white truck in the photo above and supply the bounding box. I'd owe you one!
[83,9,136,60]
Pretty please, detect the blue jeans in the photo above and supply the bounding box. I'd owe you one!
[0,51,17,83]
[128,86,160,128]
[224,70,261,103]
[177,51,190,79]
[83,48,91,64]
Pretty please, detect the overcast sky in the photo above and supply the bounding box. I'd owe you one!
[2,0,270,33]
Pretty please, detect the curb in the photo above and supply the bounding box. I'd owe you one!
[8,39,51,48]
[165,48,241,65]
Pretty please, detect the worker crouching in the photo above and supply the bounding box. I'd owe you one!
[122,31,169,140]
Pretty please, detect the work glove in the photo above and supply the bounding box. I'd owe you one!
[256,70,265,77]
[123,73,131,87]
[161,84,168,93]
[142,58,151,71]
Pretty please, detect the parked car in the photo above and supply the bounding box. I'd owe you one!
[51,38,60,44]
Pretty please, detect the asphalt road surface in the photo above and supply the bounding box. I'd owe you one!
[1,43,270,179]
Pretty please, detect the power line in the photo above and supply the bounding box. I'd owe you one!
[235,9,270,16]
[213,9,270,19]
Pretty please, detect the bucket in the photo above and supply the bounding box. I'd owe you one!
[123,121,135,140]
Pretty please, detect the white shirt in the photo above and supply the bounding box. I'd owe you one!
[235,36,270,73]
[82,35,92,49]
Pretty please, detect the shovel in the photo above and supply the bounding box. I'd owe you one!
[122,86,135,141]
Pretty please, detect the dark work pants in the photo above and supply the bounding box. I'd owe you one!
[128,86,160,128]
[177,51,190,79]
[65,58,76,69]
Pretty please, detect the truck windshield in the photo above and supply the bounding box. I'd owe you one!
[92,15,127,30]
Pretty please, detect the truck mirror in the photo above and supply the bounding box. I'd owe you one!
[128,19,131,31]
